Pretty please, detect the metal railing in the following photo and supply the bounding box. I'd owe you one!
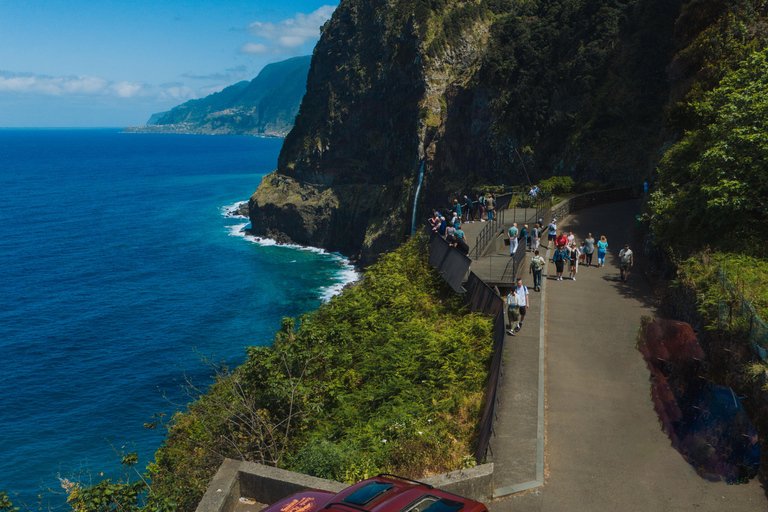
[471,194,553,259]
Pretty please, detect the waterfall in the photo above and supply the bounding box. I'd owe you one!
[411,160,426,235]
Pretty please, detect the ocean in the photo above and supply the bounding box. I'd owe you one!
[0,129,357,508]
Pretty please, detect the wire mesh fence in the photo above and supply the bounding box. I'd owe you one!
[702,254,768,361]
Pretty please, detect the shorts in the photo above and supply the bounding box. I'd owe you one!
[621,263,631,271]
[548,233,556,241]
[519,306,527,317]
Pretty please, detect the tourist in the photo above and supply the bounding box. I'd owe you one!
[556,231,568,249]
[452,199,462,222]
[520,224,529,252]
[486,194,495,221]
[478,193,486,221]
[437,215,447,237]
[445,221,456,238]
[508,222,519,255]
[506,278,529,335]
[567,230,575,246]
[597,235,608,267]
[551,244,570,281]
[464,195,474,223]
[454,223,465,243]
[567,242,579,280]
[547,219,557,250]
[619,243,634,282]
[584,233,596,266]
[530,250,545,292]
[579,240,587,265]
[532,223,541,252]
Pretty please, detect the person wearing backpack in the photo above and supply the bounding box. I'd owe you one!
[529,250,546,291]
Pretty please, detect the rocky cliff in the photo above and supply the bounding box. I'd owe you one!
[249,0,756,264]
[125,56,311,137]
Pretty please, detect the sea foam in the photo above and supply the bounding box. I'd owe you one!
[224,216,360,301]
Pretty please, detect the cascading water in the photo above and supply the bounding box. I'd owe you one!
[411,160,426,235]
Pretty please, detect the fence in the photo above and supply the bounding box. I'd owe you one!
[471,194,553,259]
[701,254,768,361]
[464,272,507,464]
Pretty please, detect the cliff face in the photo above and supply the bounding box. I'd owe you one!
[249,0,741,264]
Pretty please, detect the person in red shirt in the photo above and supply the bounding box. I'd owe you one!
[556,231,568,248]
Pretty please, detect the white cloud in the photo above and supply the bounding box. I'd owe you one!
[242,5,336,54]
[0,71,147,98]
[241,42,275,55]
[158,84,196,102]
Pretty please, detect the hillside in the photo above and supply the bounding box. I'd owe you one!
[248,0,768,264]
[125,55,311,137]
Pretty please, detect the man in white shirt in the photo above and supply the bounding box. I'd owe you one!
[506,278,530,335]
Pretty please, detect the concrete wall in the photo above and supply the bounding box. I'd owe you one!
[196,460,348,512]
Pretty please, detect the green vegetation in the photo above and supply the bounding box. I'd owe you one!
[650,46,768,254]
[0,492,18,512]
[68,237,493,511]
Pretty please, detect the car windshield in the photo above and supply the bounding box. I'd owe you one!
[343,482,394,506]
[403,497,464,512]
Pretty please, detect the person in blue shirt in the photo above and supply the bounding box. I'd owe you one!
[551,244,570,281]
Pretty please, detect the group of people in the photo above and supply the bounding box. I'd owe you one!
[429,191,502,255]
[507,224,635,336]
[534,217,635,284]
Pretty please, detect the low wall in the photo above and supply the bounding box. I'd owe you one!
[196,460,348,512]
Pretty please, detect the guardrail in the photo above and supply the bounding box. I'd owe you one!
[471,194,553,259]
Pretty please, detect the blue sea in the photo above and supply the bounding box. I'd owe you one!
[0,129,357,509]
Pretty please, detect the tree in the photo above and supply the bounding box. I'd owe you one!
[651,47,768,254]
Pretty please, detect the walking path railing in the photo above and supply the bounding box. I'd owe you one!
[471,194,553,259]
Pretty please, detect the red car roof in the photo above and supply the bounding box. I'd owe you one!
[266,476,487,512]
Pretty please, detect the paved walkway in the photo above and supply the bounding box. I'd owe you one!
[480,200,768,511]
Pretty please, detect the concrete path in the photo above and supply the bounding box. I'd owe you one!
[489,200,768,512]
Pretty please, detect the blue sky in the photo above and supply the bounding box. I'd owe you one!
[0,1,337,127]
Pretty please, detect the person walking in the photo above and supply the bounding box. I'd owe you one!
[506,278,530,335]
[532,223,541,252]
[597,235,608,267]
[530,249,545,291]
[464,195,473,223]
[584,233,596,266]
[547,218,557,250]
[521,224,529,252]
[567,242,579,280]
[551,244,570,281]
[478,193,486,221]
[508,222,519,255]
[619,243,634,282]
[486,194,495,221]
[556,231,569,249]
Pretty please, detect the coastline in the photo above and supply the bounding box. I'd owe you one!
[224,201,360,302]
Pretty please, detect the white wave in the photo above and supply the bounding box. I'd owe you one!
[221,201,248,218]
[223,213,360,301]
